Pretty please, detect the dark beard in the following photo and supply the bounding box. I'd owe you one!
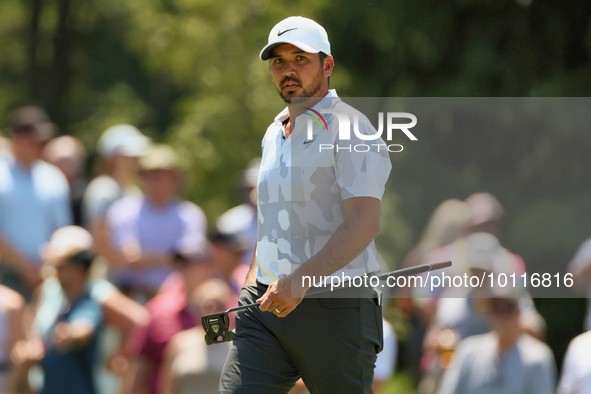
[277,73,325,104]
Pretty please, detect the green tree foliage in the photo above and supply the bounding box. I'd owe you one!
[2,0,589,257]
[1,0,591,367]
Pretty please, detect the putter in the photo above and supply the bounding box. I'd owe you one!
[202,260,452,345]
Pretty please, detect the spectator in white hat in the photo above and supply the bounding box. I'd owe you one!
[82,124,150,231]
[12,226,103,394]
[216,158,260,268]
[82,125,150,290]
[12,225,149,394]
[101,144,207,302]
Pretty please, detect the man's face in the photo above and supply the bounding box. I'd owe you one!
[11,132,46,164]
[53,259,84,291]
[489,298,520,326]
[269,44,333,104]
[140,169,179,203]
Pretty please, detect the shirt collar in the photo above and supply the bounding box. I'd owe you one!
[7,155,38,174]
[273,89,339,127]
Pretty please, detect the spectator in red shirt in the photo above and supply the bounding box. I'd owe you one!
[134,250,212,394]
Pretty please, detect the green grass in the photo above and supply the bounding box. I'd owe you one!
[378,372,418,394]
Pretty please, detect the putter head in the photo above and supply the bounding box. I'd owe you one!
[202,311,234,345]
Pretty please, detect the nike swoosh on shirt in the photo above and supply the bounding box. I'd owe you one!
[278,28,297,36]
[303,139,315,145]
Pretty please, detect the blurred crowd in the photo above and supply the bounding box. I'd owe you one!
[0,105,590,394]
[0,106,256,394]
[395,192,591,394]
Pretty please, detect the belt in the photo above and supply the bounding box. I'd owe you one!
[255,280,268,288]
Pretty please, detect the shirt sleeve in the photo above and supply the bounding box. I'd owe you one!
[528,349,556,394]
[568,239,591,276]
[105,198,136,250]
[88,279,117,304]
[438,341,469,394]
[68,298,103,329]
[557,338,578,394]
[334,114,392,201]
[175,202,207,255]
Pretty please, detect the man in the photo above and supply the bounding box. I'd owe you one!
[567,239,591,331]
[135,250,213,394]
[158,278,233,394]
[0,276,27,393]
[220,16,392,393]
[82,124,149,231]
[31,237,150,394]
[12,226,104,394]
[415,193,543,394]
[102,144,207,302]
[0,106,71,298]
[217,158,260,267]
[558,330,591,394]
[437,296,556,394]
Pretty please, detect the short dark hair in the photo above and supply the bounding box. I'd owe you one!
[67,250,95,273]
[8,105,55,141]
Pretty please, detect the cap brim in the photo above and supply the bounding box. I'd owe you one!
[260,41,320,60]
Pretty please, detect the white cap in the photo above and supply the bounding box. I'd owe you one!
[464,232,502,271]
[45,226,94,262]
[260,16,331,61]
[216,205,256,251]
[97,124,151,158]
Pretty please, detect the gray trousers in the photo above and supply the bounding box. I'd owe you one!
[219,283,383,394]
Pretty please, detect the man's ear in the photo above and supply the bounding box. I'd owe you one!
[323,55,334,77]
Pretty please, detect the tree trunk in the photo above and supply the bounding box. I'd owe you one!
[28,0,42,99]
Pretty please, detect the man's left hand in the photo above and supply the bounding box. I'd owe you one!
[257,275,305,317]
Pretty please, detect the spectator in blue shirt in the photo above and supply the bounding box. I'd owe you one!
[0,106,71,298]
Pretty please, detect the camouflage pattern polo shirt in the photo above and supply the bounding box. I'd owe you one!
[256,90,392,285]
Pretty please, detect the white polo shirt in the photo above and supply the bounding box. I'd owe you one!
[558,331,591,394]
[256,90,392,284]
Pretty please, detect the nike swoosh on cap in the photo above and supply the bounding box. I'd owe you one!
[278,28,297,36]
